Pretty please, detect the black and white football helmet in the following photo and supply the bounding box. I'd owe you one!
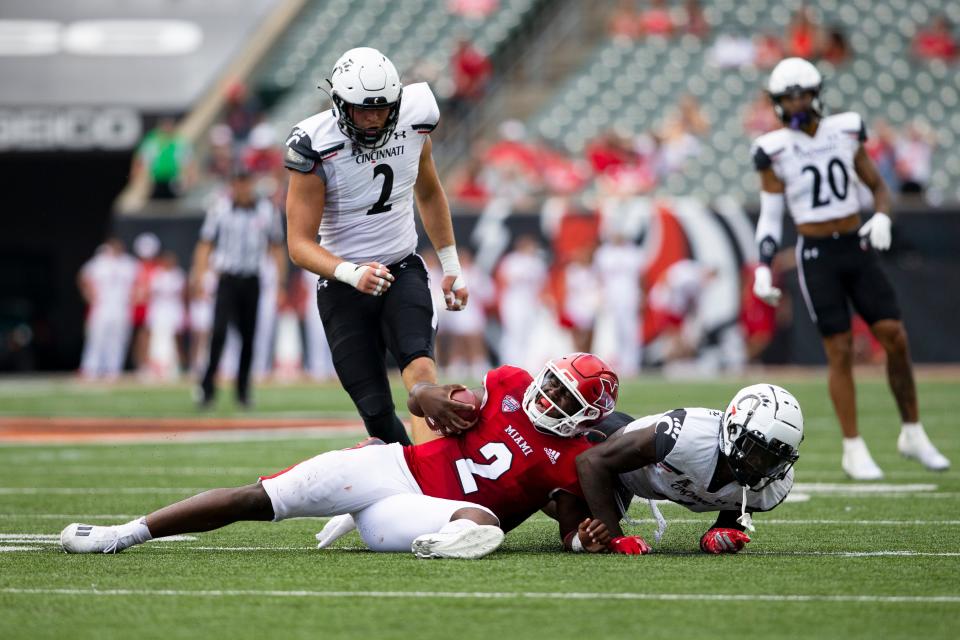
[327,47,402,149]
[767,57,823,127]
[720,383,804,490]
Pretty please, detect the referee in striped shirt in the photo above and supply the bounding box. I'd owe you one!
[191,167,285,408]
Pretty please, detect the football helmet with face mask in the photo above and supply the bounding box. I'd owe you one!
[328,47,402,149]
[767,57,823,128]
[522,353,619,437]
[720,383,804,490]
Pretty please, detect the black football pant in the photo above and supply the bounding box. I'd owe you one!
[316,254,436,445]
[201,274,260,402]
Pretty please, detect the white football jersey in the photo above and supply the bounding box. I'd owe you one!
[752,112,867,224]
[618,408,793,513]
[284,82,440,265]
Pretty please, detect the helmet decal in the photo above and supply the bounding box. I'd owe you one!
[328,47,403,149]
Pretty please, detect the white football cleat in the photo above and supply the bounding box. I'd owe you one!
[60,523,133,554]
[898,428,950,471]
[841,438,884,481]
[315,514,357,549]
[411,525,504,560]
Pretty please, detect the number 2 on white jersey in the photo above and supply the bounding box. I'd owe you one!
[455,442,513,494]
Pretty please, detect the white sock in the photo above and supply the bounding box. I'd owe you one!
[438,519,481,535]
[843,436,867,452]
[115,517,153,546]
[901,422,923,433]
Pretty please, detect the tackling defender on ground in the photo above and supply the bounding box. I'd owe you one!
[579,384,804,555]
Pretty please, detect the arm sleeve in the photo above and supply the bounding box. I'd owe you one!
[587,410,636,443]
[755,191,785,266]
[653,409,687,462]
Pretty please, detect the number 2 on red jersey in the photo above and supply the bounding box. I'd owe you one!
[455,442,513,494]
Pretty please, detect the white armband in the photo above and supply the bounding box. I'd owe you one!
[756,191,785,266]
[570,532,584,553]
[333,261,368,289]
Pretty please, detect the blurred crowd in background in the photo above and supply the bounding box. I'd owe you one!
[82,0,956,384]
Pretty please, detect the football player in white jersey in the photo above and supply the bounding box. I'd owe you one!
[577,384,803,555]
[284,47,471,445]
[749,58,948,480]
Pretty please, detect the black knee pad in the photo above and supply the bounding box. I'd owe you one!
[356,394,411,446]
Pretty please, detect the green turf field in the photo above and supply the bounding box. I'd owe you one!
[0,374,957,639]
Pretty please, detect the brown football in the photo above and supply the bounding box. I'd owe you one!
[450,388,481,421]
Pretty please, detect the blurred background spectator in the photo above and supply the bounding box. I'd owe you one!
[786,6,822,59]
[77,239,138,381]
[449,38,493,118]
[496,234,548,370]
[146,251,186,380]
[821,25,852,66]
[912,15,957,61]
[132,117,195,200]
[895,118,936,197]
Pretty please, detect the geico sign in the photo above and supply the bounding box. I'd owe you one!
[0,19,203,56]
[0,108,142,150]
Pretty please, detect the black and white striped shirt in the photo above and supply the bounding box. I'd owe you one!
[200,196,283,276]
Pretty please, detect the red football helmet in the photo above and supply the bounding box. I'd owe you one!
[522,352,620,437]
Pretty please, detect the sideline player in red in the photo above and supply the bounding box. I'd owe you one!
[61,353,621,559]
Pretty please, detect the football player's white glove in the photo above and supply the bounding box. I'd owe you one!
[858,212,892,251]
[752,265,781,307]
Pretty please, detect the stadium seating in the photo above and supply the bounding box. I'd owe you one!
[253,0,540,142]
[531,0,960,203]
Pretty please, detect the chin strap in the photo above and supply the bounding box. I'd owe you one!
[648,500,668,543]
[737,485,755,532]
[620,499,669,544]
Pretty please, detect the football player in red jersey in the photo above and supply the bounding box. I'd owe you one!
[61,353,621,559]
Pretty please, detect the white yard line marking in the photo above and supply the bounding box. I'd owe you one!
[604,518,960,526]
[0,514,141,519]
[0,466,266,475]
[1,588,958,604]
[17,515,960,526]
[753,551,960,557]
[0,534,195,542]
[793,483,938,493]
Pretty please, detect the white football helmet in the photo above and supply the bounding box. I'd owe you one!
[328,47,402,149]
[719,384,803,489]
[767,57,823,126]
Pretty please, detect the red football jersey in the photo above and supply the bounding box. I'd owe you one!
[403,365,592,531]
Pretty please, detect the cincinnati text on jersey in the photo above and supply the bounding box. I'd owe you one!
[792,141,840,158]
[354,144,405,164]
